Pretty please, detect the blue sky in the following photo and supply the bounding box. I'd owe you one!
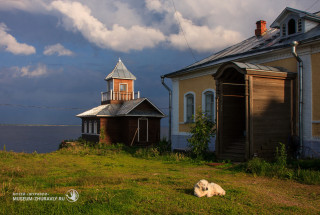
[0,0,319,125]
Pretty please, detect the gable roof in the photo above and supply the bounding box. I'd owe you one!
[105,58,136,81]
[270,7,320,28]
[214,61,296,80]
[76,98,165,118]
[163,8,320,78]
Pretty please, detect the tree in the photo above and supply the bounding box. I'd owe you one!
[187,110,216,158]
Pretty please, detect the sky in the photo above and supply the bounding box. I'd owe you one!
[0,0,319,125]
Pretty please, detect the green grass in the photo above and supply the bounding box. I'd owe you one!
[0,147,320,215]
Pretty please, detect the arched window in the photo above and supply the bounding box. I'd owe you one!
[203,91,215,121]
[185,93,195,123]
[288,19,296,35]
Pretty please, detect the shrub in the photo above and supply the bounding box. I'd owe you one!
[245,143,320,184]
[187,110,216,158]
[246,158,271,176]
[156,137,171,154]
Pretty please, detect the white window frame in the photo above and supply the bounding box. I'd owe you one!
[202,89,216,121]
[184,91,195,123]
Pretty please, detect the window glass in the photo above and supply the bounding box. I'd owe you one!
[83,121,87,133]
[94,121,97,134]
[186,93,194,122]
[204,91,214,121]
[120,84,127,91]
[89,121,92,133]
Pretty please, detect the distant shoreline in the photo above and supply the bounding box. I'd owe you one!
[0,124,81,127]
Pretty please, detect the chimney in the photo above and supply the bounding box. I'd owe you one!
[255,20,267,37]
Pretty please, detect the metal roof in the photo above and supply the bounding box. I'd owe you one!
[163,8,320,78]
[77,98,165,118]
[232,62,286,72]
[105,58,136,81]
[76,104,120,117]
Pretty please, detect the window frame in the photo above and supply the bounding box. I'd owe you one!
[93,120,98,134]
[119,83,128,92]
[202,89,215,122]
[83,120,87,134]
[184,92,195,123]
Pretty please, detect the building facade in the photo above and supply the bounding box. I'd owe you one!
[163,7,320,159]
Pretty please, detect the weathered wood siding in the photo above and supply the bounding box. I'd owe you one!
[99,117,161,146]
[252,77,294,158]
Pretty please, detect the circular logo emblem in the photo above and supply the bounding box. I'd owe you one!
[66,189,79,202]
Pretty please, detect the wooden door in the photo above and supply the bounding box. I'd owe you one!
[138,118,148,142]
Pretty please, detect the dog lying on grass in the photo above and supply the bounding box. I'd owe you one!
[194,179,226,197]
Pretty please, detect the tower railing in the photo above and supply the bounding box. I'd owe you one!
[101,90,140,102]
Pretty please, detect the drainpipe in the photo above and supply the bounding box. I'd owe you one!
[161,76,172,144]
[291,41,303,158]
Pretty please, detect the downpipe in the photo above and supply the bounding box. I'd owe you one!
[161,76,172,144]
[291,41,303,158]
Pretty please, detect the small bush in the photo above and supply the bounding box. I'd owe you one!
[246,158,271,176]
[188,110,216,158]
[246,143,320,184]
[155,137,171,154]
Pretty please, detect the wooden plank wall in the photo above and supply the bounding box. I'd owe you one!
[252,77,292,159]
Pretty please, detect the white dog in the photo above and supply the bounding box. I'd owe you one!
[194,179,226,197]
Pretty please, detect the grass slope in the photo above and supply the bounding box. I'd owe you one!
[0,148,319,215]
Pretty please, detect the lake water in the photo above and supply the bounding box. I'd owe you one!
[0,125,169,153]
[0,125,81,153]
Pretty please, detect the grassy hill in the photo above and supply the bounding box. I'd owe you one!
[0,145,319,214]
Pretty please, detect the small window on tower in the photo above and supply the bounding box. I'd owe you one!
[120,84,127,92]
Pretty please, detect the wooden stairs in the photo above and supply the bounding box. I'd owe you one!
[219,138,246,162]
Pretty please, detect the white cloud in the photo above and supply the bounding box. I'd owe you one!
[50,1,165,52]
[43,43,74,56]
[13,63,48,77]
[0,0,49,12]
[0,0,318,53]
[145,0,165,13]
[0,23,36,55]
[168,12,244,52]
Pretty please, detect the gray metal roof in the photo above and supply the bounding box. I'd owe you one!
[76,104,120,117]
[77,98,165,118]
[164,7,320,78]
[105,59,136,81]
[232,62,286,72]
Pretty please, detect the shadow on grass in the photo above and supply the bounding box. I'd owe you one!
[176,188,194,196]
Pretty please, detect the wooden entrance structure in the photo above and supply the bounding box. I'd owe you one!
[213,62,296,161]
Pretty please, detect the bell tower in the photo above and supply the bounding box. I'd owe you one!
[101,59,139,104]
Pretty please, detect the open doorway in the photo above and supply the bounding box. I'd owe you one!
[217,68,246,160]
